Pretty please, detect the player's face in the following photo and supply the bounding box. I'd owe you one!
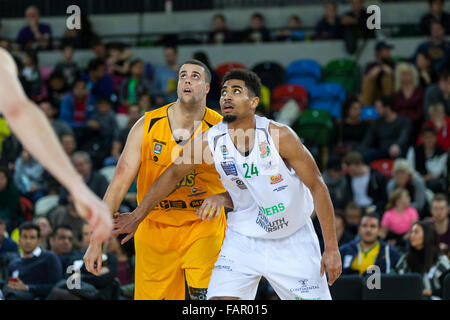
[177,64,210,105]
[220,79,258,123]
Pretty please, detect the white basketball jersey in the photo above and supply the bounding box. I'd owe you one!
[207,115,314,239]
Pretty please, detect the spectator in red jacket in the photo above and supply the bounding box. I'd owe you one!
[417,102,450,151]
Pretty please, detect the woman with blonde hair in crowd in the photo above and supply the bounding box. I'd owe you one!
[392,62,425,142]
[380,187,419,249]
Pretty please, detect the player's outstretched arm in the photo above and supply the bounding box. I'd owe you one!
[84,116,144,275]
[269,121,342,286]
[113,132,212,244]
[0,48,112,243]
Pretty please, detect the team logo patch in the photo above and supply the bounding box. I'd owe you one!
[270,174,283,184]
[220,145,229,157]
[273,185,288,192]
[154,143,163,155]
[221,161,238,176]
[231,177,247,190]
[259,141,270,158]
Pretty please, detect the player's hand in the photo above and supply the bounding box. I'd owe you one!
[320,248,342,286]
[83,241,104,275]
[112,212,141,244]
[196,194,225,220]
[71,186,113,243]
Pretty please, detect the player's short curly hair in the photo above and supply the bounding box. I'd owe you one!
[222,69,262,98]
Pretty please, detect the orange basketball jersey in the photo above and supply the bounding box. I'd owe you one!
[136,103,226,226]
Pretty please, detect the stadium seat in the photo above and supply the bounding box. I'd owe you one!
[215,62,247,83]
[362,273,423,300]
[323,58,361,94]
[308,82,346,119]
[370,159,394,179]
[360,106,380,121]
[251,61,286,91]
[444,273,450,300]
[34,195,60,217]
[271,84,308,113]
[295,109,333,147]
[286,59,321,91]
[329,275,364,300]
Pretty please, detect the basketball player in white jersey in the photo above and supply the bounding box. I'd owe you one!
[113,69,341,300]
[0,48,112,243]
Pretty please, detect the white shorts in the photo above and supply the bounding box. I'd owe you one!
[206,218,331,300]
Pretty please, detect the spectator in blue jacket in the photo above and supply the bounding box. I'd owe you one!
[0,218,18,256]
[85,58,114,105]
[59,79,96,128]
[3,222,62,300]
[340,213,401,275]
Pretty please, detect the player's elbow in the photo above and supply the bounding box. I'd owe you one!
[2,98,26,120]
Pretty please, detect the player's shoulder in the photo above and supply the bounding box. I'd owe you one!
[145,103,172,119]
[204,107,223,127]
[268,119,296,140]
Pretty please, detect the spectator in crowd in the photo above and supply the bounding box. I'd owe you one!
[0,218,18,256]
[118,59,154,113]
[138,92,153,112]
[0,167,23,233]
[387,159,427,216]
[86,58,114,104]
[21,50,42,101]
[49,224,74,274]
[0,115,10,156]
[415,52,439,89]
[274,15,305,42]
[91,39,108,61]
[59,79,96,133]
[110,104,141,162]
[53,44,80,88]
[48,197,84,245]
[393,62,425,141]
[413,20,450,73]
[396,221,450,299]
[83,97,119,167]
[314,1,342,40]
[429,194,450,254]
[241,12,271,43]
[46,71,70,109]
[59,152,108,206]
[192,51,221,110]
[334,210,355,247]
[60,13,99,49]
[360,42,395,106]
[105,42,132,90]
[47,223,119,300]
[16,6,52,51]
[39,100,74,139]
[106,235,134,298]
[340,212,401,275]
[3,222,62,300]
[380,188,419,248]
[419,0,450,36]
[424,67,450,118]
[344,201,364,237]
[153,45,179,105]
[34,216,52,251]
[332,97,367,156]
[343,151,388,215]
[207,13,234,44]
[13,149,47,203]
[340,0,375,54]
[60,133,77,158]
[418,103,450,151]
[407,126,448,193]
[359,96,412,163]
[322,155,348,210]
[0,134,22,172]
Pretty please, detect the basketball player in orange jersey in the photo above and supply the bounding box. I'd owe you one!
[83,59,231,300]
[0,48,112,243]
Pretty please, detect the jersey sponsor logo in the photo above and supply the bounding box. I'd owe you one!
[153,155,159,162]
[188,187,207,197]
[159,200,187,209]
[273,185,288,192]
[270,174,283,184]
[152,139,167,146]
[153,143,163,155]
[259,141,270,159]
[256,209,289,233]
[231,177,247,190]
[177,170,197,188]
[290,279,321,295]
[189,199,204,208]
[221,161,238,176]
[259,203,285,216]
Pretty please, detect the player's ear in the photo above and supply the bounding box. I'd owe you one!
[205,82,210,95]
[250,96,259,112]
